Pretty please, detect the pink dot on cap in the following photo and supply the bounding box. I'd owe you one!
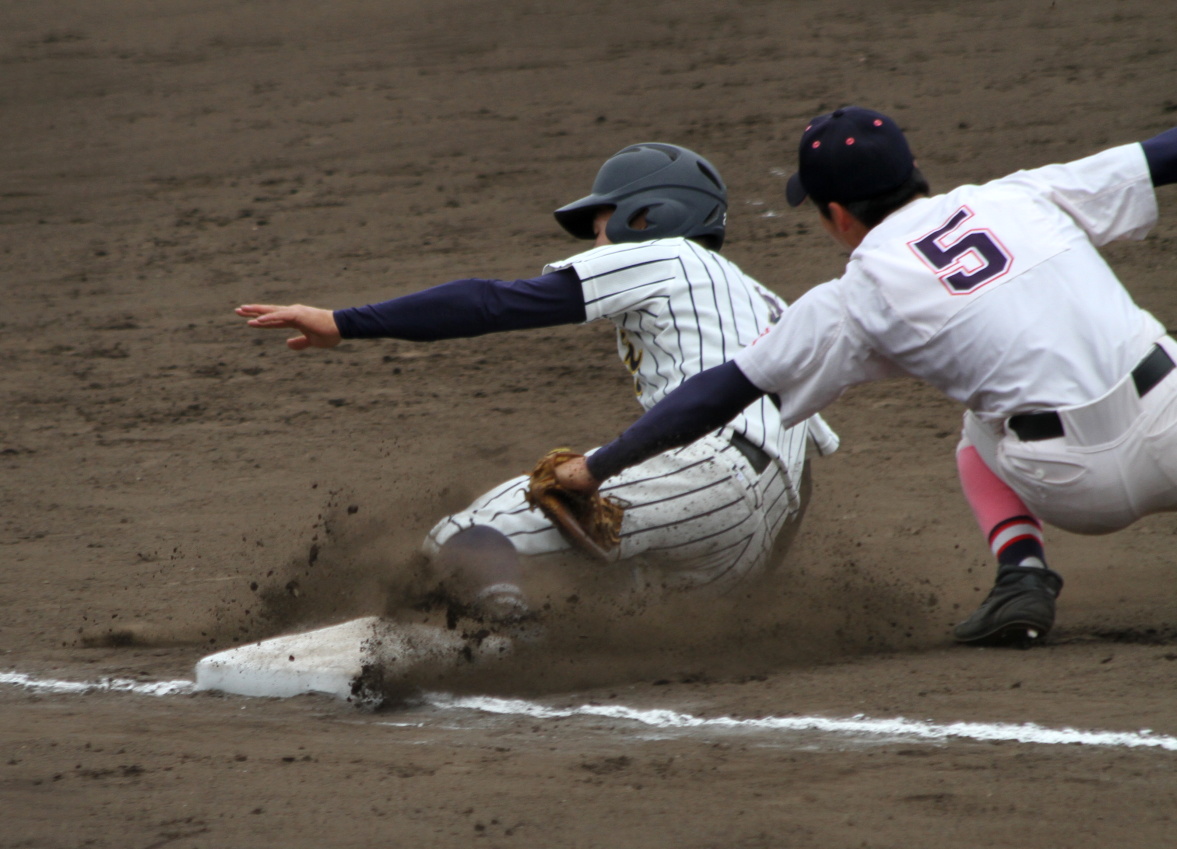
[873,119,883,126]
[812,140,821,149]
[846,137,856,145]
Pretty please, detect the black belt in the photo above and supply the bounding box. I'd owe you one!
[730,432,771,474]
[1008,344,1175,442]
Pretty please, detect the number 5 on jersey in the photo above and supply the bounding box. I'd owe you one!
[909,205,1013,295]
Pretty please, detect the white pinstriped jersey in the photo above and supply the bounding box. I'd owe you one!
[428,237,838,585]
[736,143,1166,426]
[546,237,839,459]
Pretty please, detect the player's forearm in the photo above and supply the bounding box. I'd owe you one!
[1142,127,1177,188]
[586,360,765,482]
[332,268,586,341]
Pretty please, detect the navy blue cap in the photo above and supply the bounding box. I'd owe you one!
[785,107,914,207]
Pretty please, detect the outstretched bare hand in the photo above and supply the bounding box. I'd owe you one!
[236,304,341,351]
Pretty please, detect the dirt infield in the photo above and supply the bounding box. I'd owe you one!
[2,1,1176,846]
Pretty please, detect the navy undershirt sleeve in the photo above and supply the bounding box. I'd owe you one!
[586,360,766,482]
[1142,127,1177,187]
[333,267,586,341]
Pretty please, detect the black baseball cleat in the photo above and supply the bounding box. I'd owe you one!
[954,565,1064,647]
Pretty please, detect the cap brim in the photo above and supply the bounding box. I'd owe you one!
[785,173,808,207]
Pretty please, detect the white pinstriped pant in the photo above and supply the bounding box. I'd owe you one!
[423,434,807,592]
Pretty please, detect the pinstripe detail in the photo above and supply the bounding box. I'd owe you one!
[663,291,689,384]
[583,273,677,307]
[624,492,744,533]
[625,520,747,549]
[709,249,736,361]
[616,477,731,511]
[630,308,668,390]
[487,505,534,522]
[673,254,704,375]
[763,479,792,521]
[577,257,669,282]
[697,535,756,588]
[429,438,803,582]
[574,245,666,280]
[476,477,528,502]
[654,540,757,586]
[428,237,833,582]
[579,240,786,422]
[507,526,564,540]
[600,456,713,492]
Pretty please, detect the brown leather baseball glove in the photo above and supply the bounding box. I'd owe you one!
[524,449,624,561]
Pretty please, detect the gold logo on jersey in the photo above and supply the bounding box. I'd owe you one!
[619,328,644,396]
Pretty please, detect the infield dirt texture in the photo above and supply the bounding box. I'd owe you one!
[3,1,1176,847]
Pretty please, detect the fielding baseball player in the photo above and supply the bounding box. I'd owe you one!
[553,108,1177,646]
[238,143,837,622]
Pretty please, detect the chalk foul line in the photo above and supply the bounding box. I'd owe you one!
[423,694,1177,752]
[0,671,195,698]
[3,670,1173,752]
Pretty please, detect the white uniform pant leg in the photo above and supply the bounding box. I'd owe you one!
[424,433,807,591]
[963,336,1177,534]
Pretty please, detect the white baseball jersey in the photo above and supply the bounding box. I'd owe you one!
[735,142,1177,535]
[427,237,837,589]
[736,143,1165,427]
[547,237,838,458]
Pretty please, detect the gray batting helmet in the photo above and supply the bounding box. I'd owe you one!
[554,143,728,249]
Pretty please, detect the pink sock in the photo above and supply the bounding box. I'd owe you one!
[956,445,1044,564]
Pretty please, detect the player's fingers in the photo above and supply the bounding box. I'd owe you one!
[286,335,310,351]
[245,309,302,329]
[248,318,294,330]
[236,304,283,317]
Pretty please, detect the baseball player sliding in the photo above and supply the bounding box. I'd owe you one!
[238,143,837,624]
[554,108,1177,647]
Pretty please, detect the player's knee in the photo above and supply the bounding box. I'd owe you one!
[441,525,515,556]
[430,525,520,594]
